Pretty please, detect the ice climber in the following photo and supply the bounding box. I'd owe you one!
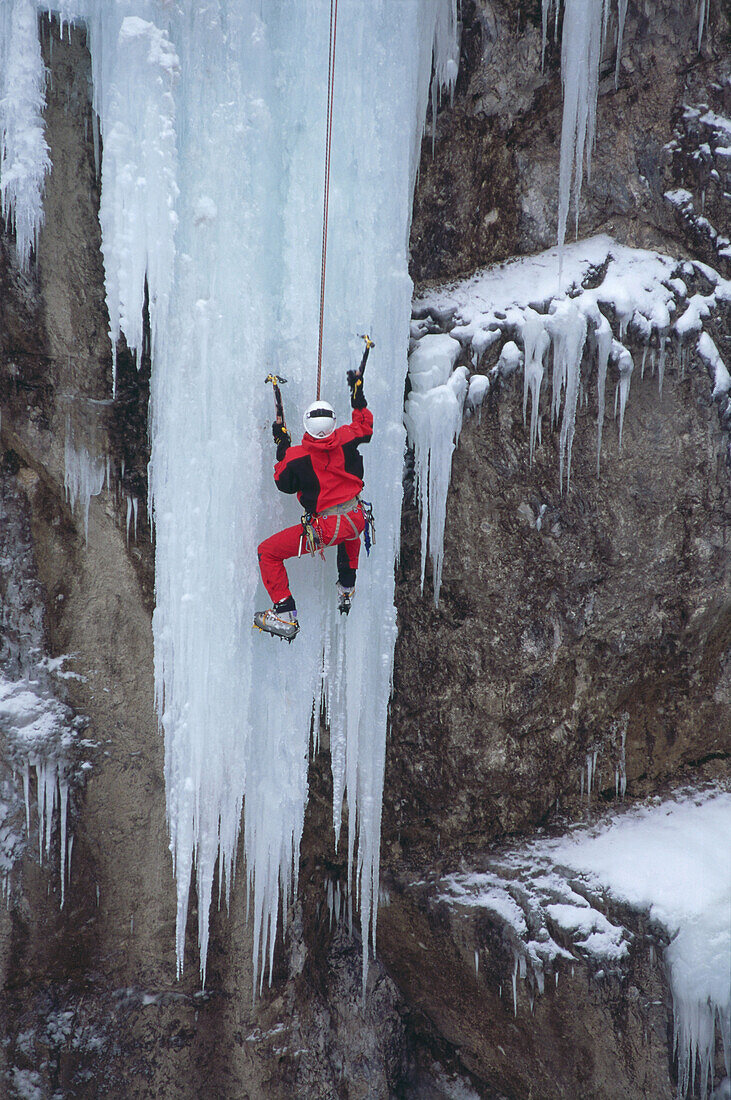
[254,368,373,641]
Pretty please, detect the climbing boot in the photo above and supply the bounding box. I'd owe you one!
[336,583,355,615]
[253,601,299,642]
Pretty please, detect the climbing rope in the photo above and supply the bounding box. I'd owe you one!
[316,0,338,401]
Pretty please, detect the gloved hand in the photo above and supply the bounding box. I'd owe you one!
[272,420,291,460]
[346,370,367,409]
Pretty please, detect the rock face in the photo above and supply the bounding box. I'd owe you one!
[411,0,731,281]
[388,337,729,852]
[378,876,675,1100]
[1,4,729,1100]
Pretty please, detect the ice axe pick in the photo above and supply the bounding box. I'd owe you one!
[357,333,375,378]
[264,373,287,426]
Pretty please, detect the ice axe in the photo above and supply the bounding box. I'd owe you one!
[265,373,287,427]
[357,333,374,379]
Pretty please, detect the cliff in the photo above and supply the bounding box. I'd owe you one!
[0,4,728,1098]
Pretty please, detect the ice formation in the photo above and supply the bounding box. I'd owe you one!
[521,309,550,465]
[546,300,586,492]
[543,0,715,266]
[0,0,51,267]
[0,476,84,907]
[64,430,105,543]
[553,0,604,261]
[1,1,459,987]
[439,789,731,1099]
[405,334,467,604]
[0,674,77,905]
[409,236,730,604]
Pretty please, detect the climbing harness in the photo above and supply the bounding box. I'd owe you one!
[316,0,339,401]
[298,496,373,560]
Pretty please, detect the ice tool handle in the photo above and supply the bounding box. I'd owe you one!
[357,333,374,379]
[265,373,287,427]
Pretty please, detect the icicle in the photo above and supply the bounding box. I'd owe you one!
[617,724,626,798]
[64,426,105,543]
[541,0,553,70]
[612,339,634,449]
[557,0,605,276]
[594,312,611,475]
[657,332,668,396]
[546,301,587,492]
[59,777,68,908]
[0,0,52,267]
[96,13,179,373]
[521,309,550,465]
[42,761,56,861]
[405,362,469,605]
[23,760,31,836]
[36,760,45,863]
[697,0,707,52]
[92,109,100,181]
[614,0,628,88]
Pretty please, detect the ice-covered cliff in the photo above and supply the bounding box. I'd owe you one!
[1,0,459,988]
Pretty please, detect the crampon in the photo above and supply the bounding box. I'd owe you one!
[253,608,300,642]
[337,583,355,615]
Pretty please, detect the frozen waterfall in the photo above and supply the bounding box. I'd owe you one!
[543,0,709,268]
[0,0,458,988]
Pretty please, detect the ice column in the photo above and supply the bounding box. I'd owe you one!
[404,332,466,604]
[0,0,51,267]
[405,366,469,605]
[97,15,178,392]
[521,308,550,465]
[546,300,587,492]
[40,0,458,989]
[593,311,612,474]
[64,423,105,543]
[549,0,708,269]
[10,0,457,990]
[556,0,604,265]
[611,338,633,448]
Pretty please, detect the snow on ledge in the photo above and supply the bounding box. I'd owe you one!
[408,236,731,606]
[437,788,731,1100]
[0,667,85,906]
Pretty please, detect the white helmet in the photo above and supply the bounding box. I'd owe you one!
[303,400,336,439]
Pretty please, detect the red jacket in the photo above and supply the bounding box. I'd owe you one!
[274,406,373,514]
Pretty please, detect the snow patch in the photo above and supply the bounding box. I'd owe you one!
[439,789,731,1100]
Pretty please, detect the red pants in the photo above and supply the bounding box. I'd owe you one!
[258,508,365,605]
